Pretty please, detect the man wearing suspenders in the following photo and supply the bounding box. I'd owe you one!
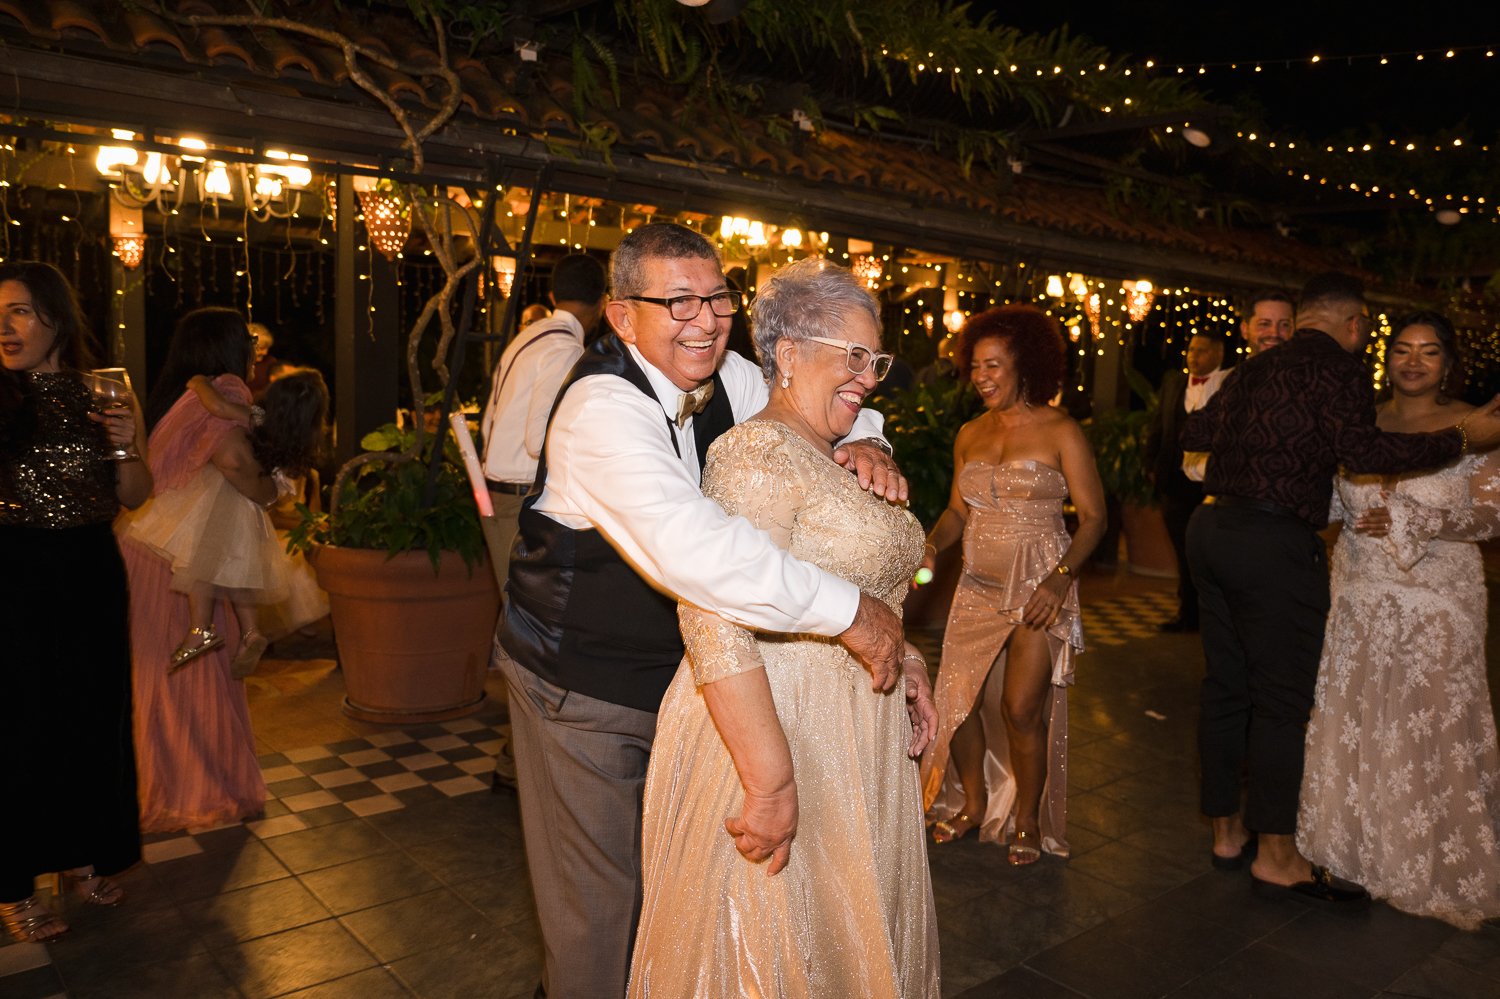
[479,253,609,584]
[495,224,918,998]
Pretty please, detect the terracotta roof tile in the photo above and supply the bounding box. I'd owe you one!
[0,0,1343,277]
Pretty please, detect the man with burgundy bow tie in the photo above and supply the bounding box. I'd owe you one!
[1146,332,1226,632]
[494,223,918,999]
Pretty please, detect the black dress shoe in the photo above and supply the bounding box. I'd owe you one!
[1211,835,1258,871]
[1158,617,1199,633]
[1251,865,1371,912]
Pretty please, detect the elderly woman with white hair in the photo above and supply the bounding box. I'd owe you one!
[629,257,940,999]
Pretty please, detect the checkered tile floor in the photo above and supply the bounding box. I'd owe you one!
[138,714,512,863]
[1079,590,1179,646]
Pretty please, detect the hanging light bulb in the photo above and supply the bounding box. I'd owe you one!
[746,221,767,247]
[1068,273,1089,298]
[1045,274,1064,297]
[945,310,966,333]
[203,163,232,197]
[781,228,803,247]
[95,129,139,176]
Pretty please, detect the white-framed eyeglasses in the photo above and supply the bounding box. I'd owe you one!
[805,336,895,381]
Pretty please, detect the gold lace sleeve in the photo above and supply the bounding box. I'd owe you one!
[679,422,808,686]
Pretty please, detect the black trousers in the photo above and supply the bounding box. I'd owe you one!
[1187,504,1329,834]
[1160,473,1205,625]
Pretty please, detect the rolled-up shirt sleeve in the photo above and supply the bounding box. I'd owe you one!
[534,374,861,637]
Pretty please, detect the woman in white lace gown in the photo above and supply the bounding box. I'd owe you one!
[1298,312,1500,929]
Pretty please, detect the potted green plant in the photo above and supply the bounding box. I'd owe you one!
[1081,367,1177,577]
[289,423,498,723]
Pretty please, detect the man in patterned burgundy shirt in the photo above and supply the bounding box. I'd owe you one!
[1180,273,1500,911]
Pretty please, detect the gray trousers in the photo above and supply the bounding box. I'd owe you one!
[495,645,657,999]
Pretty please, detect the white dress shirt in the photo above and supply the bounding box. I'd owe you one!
[532,346,888,637]
[479,311,586,484]
[1182,366,1228,482]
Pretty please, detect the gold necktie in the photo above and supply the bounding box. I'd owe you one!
[674,382,715,428]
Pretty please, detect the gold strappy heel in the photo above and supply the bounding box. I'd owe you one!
[170,625,224,673]
[1008,829,1042,866]
[68,870,126,907]
[932,813,976,844]
[230,630,270,680]
[1,897,68,943]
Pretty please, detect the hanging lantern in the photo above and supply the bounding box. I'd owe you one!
[1045,274,1064,297]
[113,235,145,269]
[1123,280,1156,322]
[493,255,517,297]
[944,309,966,333]
[109,199,145,270]
[357,189,410,260]
[851,254,883,289]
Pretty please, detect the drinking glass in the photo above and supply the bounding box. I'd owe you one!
[84,368,137,461]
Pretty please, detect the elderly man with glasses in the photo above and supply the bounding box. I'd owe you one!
[495,223,919,999]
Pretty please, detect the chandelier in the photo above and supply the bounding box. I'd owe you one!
[1123,279,1156,322]
[851,254,883,289]
[357,189,410,260]
[492,255,517,297]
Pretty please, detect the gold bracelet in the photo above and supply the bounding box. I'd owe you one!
[924,541,937,555]
[1457,419,1470,454]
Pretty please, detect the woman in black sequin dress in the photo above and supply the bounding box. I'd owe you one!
[0,262,152,943]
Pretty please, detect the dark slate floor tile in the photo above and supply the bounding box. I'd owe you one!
[938,930,1014,998]
[953,965,1084,999]
[1062,824,1114,859]
[1163,976,1247,998]
[1154,872,1309,939]
[1026,927,1199,999]
[388,925,543,999]
[153,840,293,903]
[1198,943,1377,999]
[192,824,258,854]
[437,744,485,763]
[1067,840,1203,900]
[268,776,322,798]
[338,888,494,964]
[180,875,332,949]
[62,950,240,999]
[449,866,537,928]
[331,782,388,803]
[1432,924,1500,982]
[406,827,526,884]
[1068,752,1139,792]
[364,799,486,848]
[212,919,376,999]
[995,865,1145,928]
[297,756,350,777]
[258,752,291,768]
[295,802,359,828]
[1094,894,1253,976]
[415,763,467,783]
[403,723,450,739]
[394,784,446,807]
[279,965,415,998]
[0,963,67,999]
[1120,817,1216,871]
[1066,792,1159,841]
[325,738,374,755]
[938,889,1089,968]
[1261,902,1456,992]
[356,759,409,779]
[47,904,208,991]
[384,742,432,759]
[263,820,397,875]
[301,851,443,916]
[1384,955,1500,999]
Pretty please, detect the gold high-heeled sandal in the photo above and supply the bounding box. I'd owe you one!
[170,625,224,673]
[68,870,126,907]
[1008,829,1042,866]
[1,897,69,943]
[932,813,976,844]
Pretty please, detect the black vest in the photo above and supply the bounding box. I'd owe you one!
[497,334,736,712]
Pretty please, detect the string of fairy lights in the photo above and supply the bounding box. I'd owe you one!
[1161,45,1497,75]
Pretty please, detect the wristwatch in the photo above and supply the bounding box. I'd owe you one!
[856,437,894,456]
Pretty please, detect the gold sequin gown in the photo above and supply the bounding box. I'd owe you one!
[920,460,1083,856]
[629,421,940,999]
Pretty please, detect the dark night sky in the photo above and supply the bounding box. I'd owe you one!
[971,1,1500,141]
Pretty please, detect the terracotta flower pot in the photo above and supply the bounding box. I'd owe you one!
[310,545,500,723]
[1121,502,1179,578]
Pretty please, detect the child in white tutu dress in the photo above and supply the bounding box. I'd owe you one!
[125,370,329,676]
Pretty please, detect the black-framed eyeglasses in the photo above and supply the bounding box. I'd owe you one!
[628,292,743,321]
[806,336,895,381]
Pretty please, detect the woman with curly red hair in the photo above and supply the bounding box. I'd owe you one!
[918,304,1106,863]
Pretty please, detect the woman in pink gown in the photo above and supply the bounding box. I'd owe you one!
[118,308,275,832]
